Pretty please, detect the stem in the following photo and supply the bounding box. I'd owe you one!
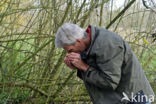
[106,0,136,29]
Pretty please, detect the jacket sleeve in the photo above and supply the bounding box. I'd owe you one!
[83,41,124,90]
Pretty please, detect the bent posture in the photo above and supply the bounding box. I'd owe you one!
[55,23,155,104]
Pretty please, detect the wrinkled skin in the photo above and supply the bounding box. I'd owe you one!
[63,38,90,71]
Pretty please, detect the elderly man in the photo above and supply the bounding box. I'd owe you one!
[55,23,155,104]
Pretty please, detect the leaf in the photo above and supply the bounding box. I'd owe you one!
[143,37,149,44]
[0,93,4,99]
[134,40,138,43]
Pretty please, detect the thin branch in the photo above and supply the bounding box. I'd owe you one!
[0,83,49,97]
[106,0,136,29]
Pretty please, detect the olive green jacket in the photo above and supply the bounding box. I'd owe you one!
[77,25,155,104]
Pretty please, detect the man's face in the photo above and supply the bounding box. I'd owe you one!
[63,39,86,53]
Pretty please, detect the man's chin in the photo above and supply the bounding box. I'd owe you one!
[76,51,81,53]
[79,50,84,53]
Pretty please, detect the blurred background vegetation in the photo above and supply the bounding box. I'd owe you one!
[0,0,155,103]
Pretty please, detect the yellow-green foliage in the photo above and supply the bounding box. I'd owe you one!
[0,0,155,103]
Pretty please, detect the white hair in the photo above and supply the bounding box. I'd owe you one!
[55,23,87,48]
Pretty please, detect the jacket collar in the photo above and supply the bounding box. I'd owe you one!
[86,25,97,55]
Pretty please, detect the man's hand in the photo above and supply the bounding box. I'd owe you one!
[67,52,89,71]
[64,56,75,69]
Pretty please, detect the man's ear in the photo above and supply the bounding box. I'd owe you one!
[76,39,81,42]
